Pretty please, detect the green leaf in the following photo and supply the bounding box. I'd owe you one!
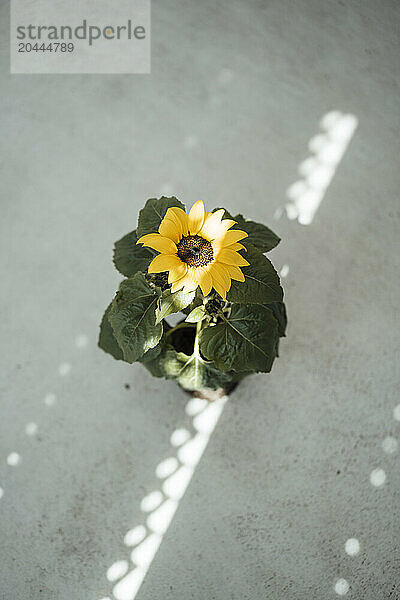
[177,352,234,391]
[98,303,124,361]
[185,305,206,323]
[139,339,163,363]
[137,197,185,238]
[227,243,283,304]
[113,229,154,278]
[214,208,280,252]
[142,342,180,378]
[156,289,195,324]
[199,303,279,372]
[233,214,280,252]
[109,273,163,363]
[264,301,287,337]
[142,341,233,391]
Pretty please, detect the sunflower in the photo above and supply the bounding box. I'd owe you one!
[136,200,249,299]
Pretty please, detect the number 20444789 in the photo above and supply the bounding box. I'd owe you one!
[18,42,74,52]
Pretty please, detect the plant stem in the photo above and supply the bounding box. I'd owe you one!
[193,319,202,356]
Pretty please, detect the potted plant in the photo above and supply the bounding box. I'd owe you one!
[99,197,286,399]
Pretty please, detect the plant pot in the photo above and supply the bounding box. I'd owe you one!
[141,319,250,397]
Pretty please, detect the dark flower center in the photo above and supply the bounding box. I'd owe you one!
[176,235,214,267]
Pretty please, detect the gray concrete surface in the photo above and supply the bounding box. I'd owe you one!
[1,0,399,599]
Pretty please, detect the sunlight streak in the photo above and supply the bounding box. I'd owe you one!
[285,111,358,225]
[102,394,228,600]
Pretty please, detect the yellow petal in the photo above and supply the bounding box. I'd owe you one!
[213,282,226,299]
[227,242,247,252]
[197,266,213,296]
[217,248,249,267]
[168,261,188,283]
[163,208,183,238]
[158,218,180,243]
[220,218,236,231]
[136,233,177,254]
[169,207,189,236]
[212,236,248,255]
[219,229,248,246]
[176,267,199,293]
[224,263,245,282]
[171,271,190,293]
[214,262,232,291]
[188,200,205,234]
[171,278,185,292]
[209,262,231,299]
[148,253,181,273]
[199,209,225,241]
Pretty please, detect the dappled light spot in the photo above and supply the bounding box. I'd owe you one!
[318,142,344,165]
[308,133,326,153]
[7,452,21,466]
[163,465,193,500]
[307,164,334,189]
[178,433,209,467]
[130,533,162,568]
[298,157,318,177]
[147,499,178,535]
[44,392,56,406]
[296,190,323,225]
[140,491,163,512]
[106,560,129,582]
[0,487,3,499]
[393,404,400,421]
[185,397,208,416]
[155,457,178,479]
[334,578,350,595]
[287,180,308,200]
[170,428,191,447]
[382,436,398,454]
[280,264,289,278]
[25,422,38,436]
[329,115,358,141]
[58,362,71,376]
[124,525,147,547]
[345,538,360,556]
[113,568,146,600]
[286,203,298,221]
[193,397,227,435]
[75,334,88,348]
[370,468,386,487]
[320,110,342,129]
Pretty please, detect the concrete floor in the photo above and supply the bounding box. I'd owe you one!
[1,0,399,599]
